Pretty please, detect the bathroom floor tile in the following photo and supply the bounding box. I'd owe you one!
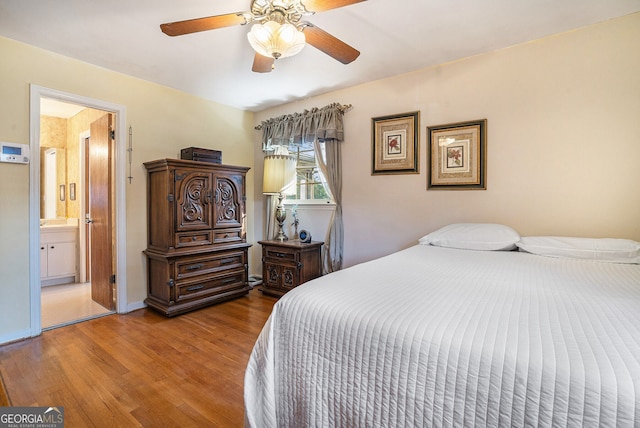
[41,282,113,330]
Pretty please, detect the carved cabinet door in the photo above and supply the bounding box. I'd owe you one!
[263,262,299,292]
[212,171,245,230]
[174,169,214,232]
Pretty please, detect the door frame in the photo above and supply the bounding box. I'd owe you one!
[28,84,128,337]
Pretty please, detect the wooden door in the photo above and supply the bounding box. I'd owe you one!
[88,114,114,310]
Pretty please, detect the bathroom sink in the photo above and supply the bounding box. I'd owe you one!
[40,218,79,228]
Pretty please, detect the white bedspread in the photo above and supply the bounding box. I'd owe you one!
[245,245,640,427]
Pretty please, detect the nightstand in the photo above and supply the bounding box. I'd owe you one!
[258,240,324,297]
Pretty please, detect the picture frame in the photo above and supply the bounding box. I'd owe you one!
[427,119,487,190]
[371,111,419,175]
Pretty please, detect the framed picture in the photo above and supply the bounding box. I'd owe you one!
[371,111,419,175]
[427,119,487,190]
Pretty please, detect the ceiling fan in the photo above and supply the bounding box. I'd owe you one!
[160,0,367,73]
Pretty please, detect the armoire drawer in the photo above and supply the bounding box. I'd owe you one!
[213,228,243,244]
[175,270,246,302]
[175,251,245,281]
[175,231,213,249]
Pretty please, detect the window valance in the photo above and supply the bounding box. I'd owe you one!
[258,102,351,151]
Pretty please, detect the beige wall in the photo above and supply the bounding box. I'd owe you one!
[0,36,255,343]
[254,13,640,267]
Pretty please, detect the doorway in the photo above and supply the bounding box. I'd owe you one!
[39,104,115,328]
[29,85,128,337]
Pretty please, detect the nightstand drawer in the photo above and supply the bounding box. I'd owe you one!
[263,246,298,263]
[175,251,245,281]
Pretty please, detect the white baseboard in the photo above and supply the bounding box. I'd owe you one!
[126,300,147,313]
[0,328,33,346]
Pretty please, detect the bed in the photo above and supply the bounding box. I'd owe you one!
[244,224,640,427]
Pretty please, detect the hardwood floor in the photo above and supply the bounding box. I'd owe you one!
[0,287,277,427]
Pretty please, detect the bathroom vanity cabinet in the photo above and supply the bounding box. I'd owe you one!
[143,158,251,317]
[40,226,77,286]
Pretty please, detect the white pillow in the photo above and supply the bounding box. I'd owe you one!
[516,236,640,264]
[419,223,520,251]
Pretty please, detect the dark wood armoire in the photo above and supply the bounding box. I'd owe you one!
[143,158,251,316]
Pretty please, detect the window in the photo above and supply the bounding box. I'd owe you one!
[285,145,333,204]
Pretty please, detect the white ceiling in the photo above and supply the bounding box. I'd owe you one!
[1,0,639,112]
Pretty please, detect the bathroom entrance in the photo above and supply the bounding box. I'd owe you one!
[38,98,116,329]
[29,85,127,337]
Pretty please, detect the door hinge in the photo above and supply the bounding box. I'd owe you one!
[110,274,116,284]
[110,130,115,140]
[167,193,174,202]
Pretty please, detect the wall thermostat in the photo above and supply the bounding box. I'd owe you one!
[1,142,30,164]
[299,229,312,243]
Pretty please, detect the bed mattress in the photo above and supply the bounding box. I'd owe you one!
[245,245,640,427]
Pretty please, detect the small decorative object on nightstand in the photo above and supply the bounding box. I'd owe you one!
[298,229,311,243]
[259,239,323,297]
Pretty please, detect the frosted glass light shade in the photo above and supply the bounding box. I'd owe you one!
[263,155,297,195]
[248,21,306,59]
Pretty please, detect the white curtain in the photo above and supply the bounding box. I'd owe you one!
[314,138,343,273]
[259,103,349,272]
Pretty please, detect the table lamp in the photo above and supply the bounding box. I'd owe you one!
[263,154,296,241]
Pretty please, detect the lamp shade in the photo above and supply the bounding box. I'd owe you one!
[263,154,297,195]
[247,21,306,59]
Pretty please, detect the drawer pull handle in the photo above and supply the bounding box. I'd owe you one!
[167,279,175,287]
[187,285,204,292]
[185,263,204,271]
[192,236,197,241]
[222,278,236,285]
[276,252,285,258]
[220,258,235,265]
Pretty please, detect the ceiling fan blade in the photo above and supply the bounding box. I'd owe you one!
[160,13,247,36]
[302,0,367,13]
[303,24,360,64]
[252,53,275,73]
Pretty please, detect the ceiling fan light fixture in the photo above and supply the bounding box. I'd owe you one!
[247,21,305,59]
